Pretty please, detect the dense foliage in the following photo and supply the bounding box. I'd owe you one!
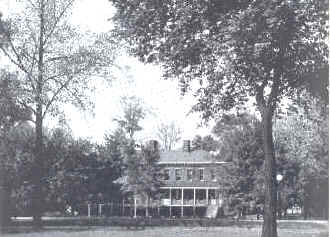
[274,91,328,218]
[105,96,163,209]
[212,113,264,215]
[191,134,218,152]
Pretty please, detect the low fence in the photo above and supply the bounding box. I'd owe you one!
[67,202,217,218]
[68,202,165,217]
[65,202,128,217]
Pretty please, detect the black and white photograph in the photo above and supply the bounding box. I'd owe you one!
[0,0,328,236]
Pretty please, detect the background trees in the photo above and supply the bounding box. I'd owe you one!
[0,0,116,226]
[109,1,327,236]
[103,95,162,215]
[191,134,218,152]
[157,121,182,151]
[115,140,162,215]
[213,113,264,216]
[114,96,146,140]
[273,91,328,219]
[0,70,32,225]
[1,120,124,218]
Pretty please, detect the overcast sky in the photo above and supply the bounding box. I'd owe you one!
[0,0,213,144]
[69,0,214,144]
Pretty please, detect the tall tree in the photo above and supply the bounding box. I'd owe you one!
[111,96,162,216]
[156,121,181,151]
[110,95,146,186]
[0,0,115,227]
[109,1,328,235]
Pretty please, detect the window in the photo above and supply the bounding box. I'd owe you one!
[199,169,204,181]
[164,169,170,180]
[175,169,183,181]
[210,169,216,181]
[187,169,193,181]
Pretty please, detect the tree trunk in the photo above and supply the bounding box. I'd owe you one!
[32,96,44,229]
[32,0,45,228]
[261,107,278,237]
[303,189,309,220]
[0,186,11,227]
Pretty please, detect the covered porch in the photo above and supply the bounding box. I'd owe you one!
[159,187,223,218]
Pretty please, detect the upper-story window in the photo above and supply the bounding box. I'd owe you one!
[187,169,193,181]
[175,169,183,181]
[199,168,204,181]
[210,169,216,181]
[164,169,170,180]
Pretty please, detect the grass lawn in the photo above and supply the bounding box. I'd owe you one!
[2,223,328,237]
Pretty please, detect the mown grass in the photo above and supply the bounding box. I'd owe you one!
[2,223,328,237]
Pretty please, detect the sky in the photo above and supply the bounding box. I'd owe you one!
[0,0,213,144]
[68,0,214,144]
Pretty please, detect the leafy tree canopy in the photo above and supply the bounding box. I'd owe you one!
[191,134,218,152]
[213,113,264,212]
[274,91,328,218]
[0,70,31,133]
[109,1,327,235]
[113,96,146,139]
[1,0,117,226]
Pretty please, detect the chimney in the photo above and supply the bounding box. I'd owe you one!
[148,140,159,151]
[183,140,191,152]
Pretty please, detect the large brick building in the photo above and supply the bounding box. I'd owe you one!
[156,141,227,218]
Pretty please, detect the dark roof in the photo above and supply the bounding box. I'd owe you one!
[158,150,226,165]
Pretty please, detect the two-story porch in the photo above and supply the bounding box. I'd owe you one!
[156,145,227,218]
[159,186,223,217]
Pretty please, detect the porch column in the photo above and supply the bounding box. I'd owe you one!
[87,204,91,217]
[181,188,184,218]
[218,189,222,206]
[98,204,103,216]
[193,188,196,217]
[169,188,172,217]
[146,195,149,217]
[134,196,137,218]
[206,188,209,205]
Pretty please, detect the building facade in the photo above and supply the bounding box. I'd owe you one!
[156,143,227,218]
